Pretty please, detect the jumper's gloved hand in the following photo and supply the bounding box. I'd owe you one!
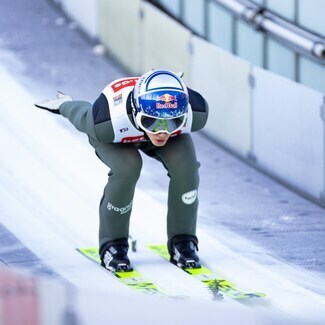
[34,91,72,114]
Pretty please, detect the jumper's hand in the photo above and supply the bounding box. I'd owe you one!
[34,91,72,114]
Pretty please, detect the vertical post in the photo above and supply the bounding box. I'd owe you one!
[179,0,184,23]
[204,0,210,41]
[321,97,325,206]
[247,65,257,163]
[232,16,237,55]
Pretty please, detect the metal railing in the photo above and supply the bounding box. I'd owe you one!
[149,0,325,65]
[214,0,325,64]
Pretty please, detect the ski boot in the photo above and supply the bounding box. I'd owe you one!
[169,235,201,269]
[100,238,133,272]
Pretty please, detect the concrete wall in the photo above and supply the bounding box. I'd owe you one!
[190,36,251,157]
[98,0,142,74]
[140,2,192,84]
[252,67,325,202]
[49,0,325,207]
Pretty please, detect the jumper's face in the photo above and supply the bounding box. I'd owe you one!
[146,131,171,147]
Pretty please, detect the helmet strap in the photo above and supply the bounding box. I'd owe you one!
[130,89,137,111]
[130,90,141,129]
[132,109,140,130]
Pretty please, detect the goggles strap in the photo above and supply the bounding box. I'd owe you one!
[130,91,142,130]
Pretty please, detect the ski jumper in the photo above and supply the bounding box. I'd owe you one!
[59,77,209,254]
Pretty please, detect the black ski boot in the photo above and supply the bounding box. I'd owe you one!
[100,238,133,272]
[169,235,201,269]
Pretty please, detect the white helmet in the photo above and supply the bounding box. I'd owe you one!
[132,69,189,134]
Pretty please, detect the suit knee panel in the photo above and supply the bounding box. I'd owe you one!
[110,157,143,184]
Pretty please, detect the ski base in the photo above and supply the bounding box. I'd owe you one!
[147,244,266,301]
[77,247,169,297]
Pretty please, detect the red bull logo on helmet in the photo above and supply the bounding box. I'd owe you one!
[156,93,178,109]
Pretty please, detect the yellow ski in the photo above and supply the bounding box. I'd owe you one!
[77,247,169,296]
[147,244,266,302]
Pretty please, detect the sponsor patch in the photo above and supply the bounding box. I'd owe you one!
[121,135,146,143]
[182,190,197,205]
[107,200,133,215]
[156,93,178,109]
[111,78,138,93]
[113,94,123,106]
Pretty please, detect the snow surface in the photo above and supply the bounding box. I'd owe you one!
[1,50,325,324]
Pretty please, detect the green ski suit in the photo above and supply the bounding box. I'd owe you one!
[59,77,209,254]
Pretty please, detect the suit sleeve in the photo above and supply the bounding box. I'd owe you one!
[59,100,97,140]
[188,88,209,132]
[59,94,115,143]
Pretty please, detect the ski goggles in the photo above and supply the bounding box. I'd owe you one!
[136,112,187,135]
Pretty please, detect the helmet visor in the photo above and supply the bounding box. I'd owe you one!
[136,90,189,118]
[137,113,186,134]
